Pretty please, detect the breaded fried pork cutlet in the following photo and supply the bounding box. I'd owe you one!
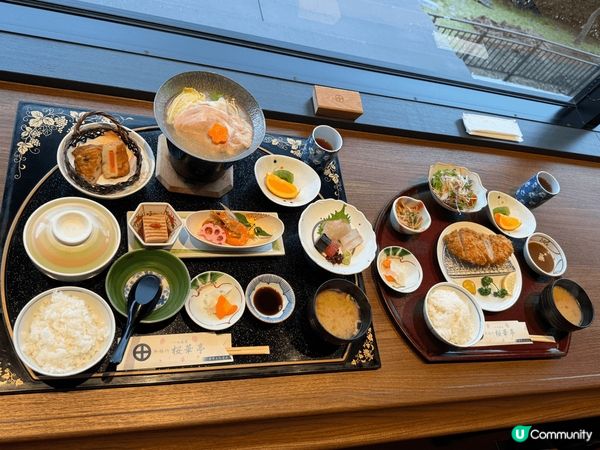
[444,228,513,266]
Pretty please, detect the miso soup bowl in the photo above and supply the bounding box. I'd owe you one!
[539,278,594,332]
[154,71,266,182]
[307,279,372,345]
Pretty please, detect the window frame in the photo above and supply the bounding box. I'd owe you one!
[2,0,600,161]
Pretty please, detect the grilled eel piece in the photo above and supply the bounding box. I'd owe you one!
[444,227,513,266]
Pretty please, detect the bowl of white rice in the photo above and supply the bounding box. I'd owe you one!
[423,282,484,347]
[13,287,115,377]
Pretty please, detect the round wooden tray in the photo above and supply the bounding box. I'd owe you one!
[372,183,570,362]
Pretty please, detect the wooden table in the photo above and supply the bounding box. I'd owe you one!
[1,81,599,449]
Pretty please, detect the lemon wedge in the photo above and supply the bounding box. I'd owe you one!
[502,272,516,296]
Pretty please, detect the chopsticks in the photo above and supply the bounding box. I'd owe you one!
[226,346,271,355]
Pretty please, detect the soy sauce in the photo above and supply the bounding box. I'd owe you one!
[316,138,333,150]
[253,286,283,315]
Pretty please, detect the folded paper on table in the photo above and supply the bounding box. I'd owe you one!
[117,332,234,370]
[463,113,523,142]
[473,320,532,347]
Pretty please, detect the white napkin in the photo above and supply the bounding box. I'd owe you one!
[463,113,523,142]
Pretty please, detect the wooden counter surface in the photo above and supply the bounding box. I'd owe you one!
[0,81,599,449]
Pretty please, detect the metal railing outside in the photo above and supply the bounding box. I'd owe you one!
[430,14,600,97]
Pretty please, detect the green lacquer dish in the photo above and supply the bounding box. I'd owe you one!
[105,249,190,323]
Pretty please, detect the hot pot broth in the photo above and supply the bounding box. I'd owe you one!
[165,87,253,160]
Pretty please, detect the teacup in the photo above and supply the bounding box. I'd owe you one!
[305,125,342,168]
[515,171,560,209]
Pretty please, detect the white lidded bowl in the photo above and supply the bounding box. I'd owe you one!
[13,287,116,377]
[486,190,536,239]
[254,155,321,207]
[428,162,487,213]
[298,199,377,275]
[23,197,120,281]
[128,202,182,248]
[524,232,567,277]
[423,282,485,348]
[389,196,431,234]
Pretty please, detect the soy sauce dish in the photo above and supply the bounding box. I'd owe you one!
[245,274,295,324]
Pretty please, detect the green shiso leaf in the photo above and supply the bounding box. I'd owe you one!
[317,205,351,235]
[254,226,272,237]
[234,212,251,228]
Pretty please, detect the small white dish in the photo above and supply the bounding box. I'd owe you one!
[376,246,423,293]
[56,122,155,200]
[254,155,321,207]
[185,210,285,250]
[23,197,120,281]
[185,271,245,331]
[298,199,377,276]
[128,202,182,248]
[389,196,431,234]
[486,190,536,239]
[13,287,115,377]
[428,162,487,213]
[423,282,485,348]
[524,232,567,277]
[245,274,295,324]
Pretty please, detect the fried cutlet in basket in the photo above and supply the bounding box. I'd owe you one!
[444,227,513,266]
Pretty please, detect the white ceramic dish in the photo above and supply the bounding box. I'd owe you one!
[185,271,245,331]
[23,197,120,281]
[245,274,295,324]
[298,199,377,275]
[254,155,321,207]
[185,210,285,250]
[486,190,536,239]
[436,221,522,312]
[389,196,431,234]
[428,162,487,213]
[376,246,423,293]
[423,282,485,348]
[128,202,182,248]
[57,123,155,200]
[524,232,567,277]
[13,287,115,377]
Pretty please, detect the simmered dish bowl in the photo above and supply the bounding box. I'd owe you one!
[13,287,115,377]
[154,71,266,180]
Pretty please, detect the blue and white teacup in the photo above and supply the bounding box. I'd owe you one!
[305,125,342,169]
[515,171,560,209]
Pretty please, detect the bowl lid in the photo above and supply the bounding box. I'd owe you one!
[23,197,120,277]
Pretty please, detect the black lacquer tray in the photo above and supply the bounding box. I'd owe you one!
[0,102,380,393]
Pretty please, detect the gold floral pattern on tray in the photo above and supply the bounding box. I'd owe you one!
[13,107,134,180]
[0,365,24,387]
[351,327,375,367]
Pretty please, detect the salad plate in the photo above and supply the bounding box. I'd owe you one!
[185,210,285,250]
[428,162,487,214]
[185,271,245,331]
[436,221,522,312]
[254,155,321,207]
[298,199,377,275]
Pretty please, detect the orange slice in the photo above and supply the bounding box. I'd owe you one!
[494,212,521,231]
[265,172,299,199]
